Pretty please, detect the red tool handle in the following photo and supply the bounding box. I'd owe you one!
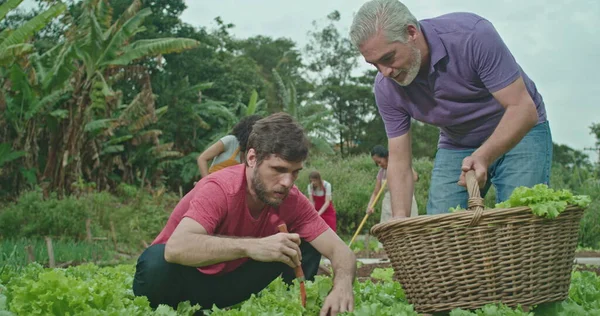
[277,224,305,279]
[277,223,307,307]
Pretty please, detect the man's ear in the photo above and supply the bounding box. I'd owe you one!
[246,148,257,168]
[407,24,418,42]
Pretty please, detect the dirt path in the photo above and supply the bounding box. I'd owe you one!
[319,249,600,282]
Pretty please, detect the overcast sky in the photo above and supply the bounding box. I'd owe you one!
[180,0,600,162]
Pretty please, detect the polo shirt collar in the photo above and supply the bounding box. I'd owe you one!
[419,21,447,75]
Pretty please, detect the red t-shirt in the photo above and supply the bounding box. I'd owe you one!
[151,164,330,275]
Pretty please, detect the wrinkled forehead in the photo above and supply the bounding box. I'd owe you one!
[360,32,396,63]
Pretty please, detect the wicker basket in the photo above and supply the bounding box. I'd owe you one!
[370,171,585,314]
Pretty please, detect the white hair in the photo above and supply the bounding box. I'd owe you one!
[349,0,420,48]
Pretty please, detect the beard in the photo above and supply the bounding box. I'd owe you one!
[252,168,289,207]
[391,44,421,86]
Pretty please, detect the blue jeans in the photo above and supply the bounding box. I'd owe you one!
[427,121,553,215]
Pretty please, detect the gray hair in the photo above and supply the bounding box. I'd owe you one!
[349,0,420,48]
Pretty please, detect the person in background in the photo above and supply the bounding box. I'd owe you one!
[367,145,418,223]
[197,115,262,177]
[307,171,337,232]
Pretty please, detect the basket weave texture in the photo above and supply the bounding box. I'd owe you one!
[370,171,585,313]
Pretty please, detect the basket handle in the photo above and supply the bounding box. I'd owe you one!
[465,170,485,226]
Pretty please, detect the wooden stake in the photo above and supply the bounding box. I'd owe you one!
[110,220,118,250]
[365,233,371,259]
[86,218,92,242]
[45,237,55,268]
[25,245,35,263]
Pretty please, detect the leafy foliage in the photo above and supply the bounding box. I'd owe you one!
[1,265,599,315]
[1,263,200,315]
[495,184,591,218]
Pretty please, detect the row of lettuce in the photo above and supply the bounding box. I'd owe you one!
[0,263,599,315]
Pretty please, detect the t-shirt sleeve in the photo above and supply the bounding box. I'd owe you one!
[288,194,330,242]
[324,181,332,196]
[307,184,312,196]
[374,79,411,138]
[470,19,521,93]
[220,134,238,151]
[183,181,227,235]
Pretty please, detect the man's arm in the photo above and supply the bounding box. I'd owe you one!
[164,217,302,268]
[387,131,414,218]
[310,229,356,315]
[310,229,355,286]
[460,77,538,186]
[472,77,538,164]
[460,20,539,186]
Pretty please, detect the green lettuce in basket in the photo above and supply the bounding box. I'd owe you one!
[495,184,591,219]
[448,184,591,219]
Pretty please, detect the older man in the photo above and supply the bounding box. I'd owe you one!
[350,0,552,216]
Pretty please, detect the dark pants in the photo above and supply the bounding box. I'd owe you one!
[132,240,322,310]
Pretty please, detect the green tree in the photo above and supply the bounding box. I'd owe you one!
[32,0,199,196]
[304,11,380,156]
[553,143,591,169]
[238,35,309,112]
[0,0,67,64]
[272,69,336,154]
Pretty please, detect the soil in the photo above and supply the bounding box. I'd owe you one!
[575,264,600,276]
[319,259,599,283]
[575,250,600,258]
[352,249,389,259]
[317,260,393,283]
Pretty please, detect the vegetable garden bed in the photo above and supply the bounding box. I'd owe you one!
[1,262,599,315]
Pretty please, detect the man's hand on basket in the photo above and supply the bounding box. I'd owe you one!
[458,155,488,188]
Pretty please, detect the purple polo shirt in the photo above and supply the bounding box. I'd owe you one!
[374,12,547,149]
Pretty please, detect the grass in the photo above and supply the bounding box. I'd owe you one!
[0,238,117,269]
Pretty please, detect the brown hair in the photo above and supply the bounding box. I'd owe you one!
[246,112,309,165]
[309,170,324,191]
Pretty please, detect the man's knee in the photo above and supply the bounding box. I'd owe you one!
[299,239,321,281]
[133,244,178,306]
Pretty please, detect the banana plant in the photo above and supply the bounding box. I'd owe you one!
[272,68,337,155]
[0,142,26,176]
[237,89,267,118]
[0,0,66,67]
[37,0,200,194]
[83,80,180,189]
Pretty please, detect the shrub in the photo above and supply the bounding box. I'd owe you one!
[297,154,433,237]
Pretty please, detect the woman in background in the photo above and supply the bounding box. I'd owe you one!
[367,145,419,223]
[197,115,262,178]
[307,171,337,232]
